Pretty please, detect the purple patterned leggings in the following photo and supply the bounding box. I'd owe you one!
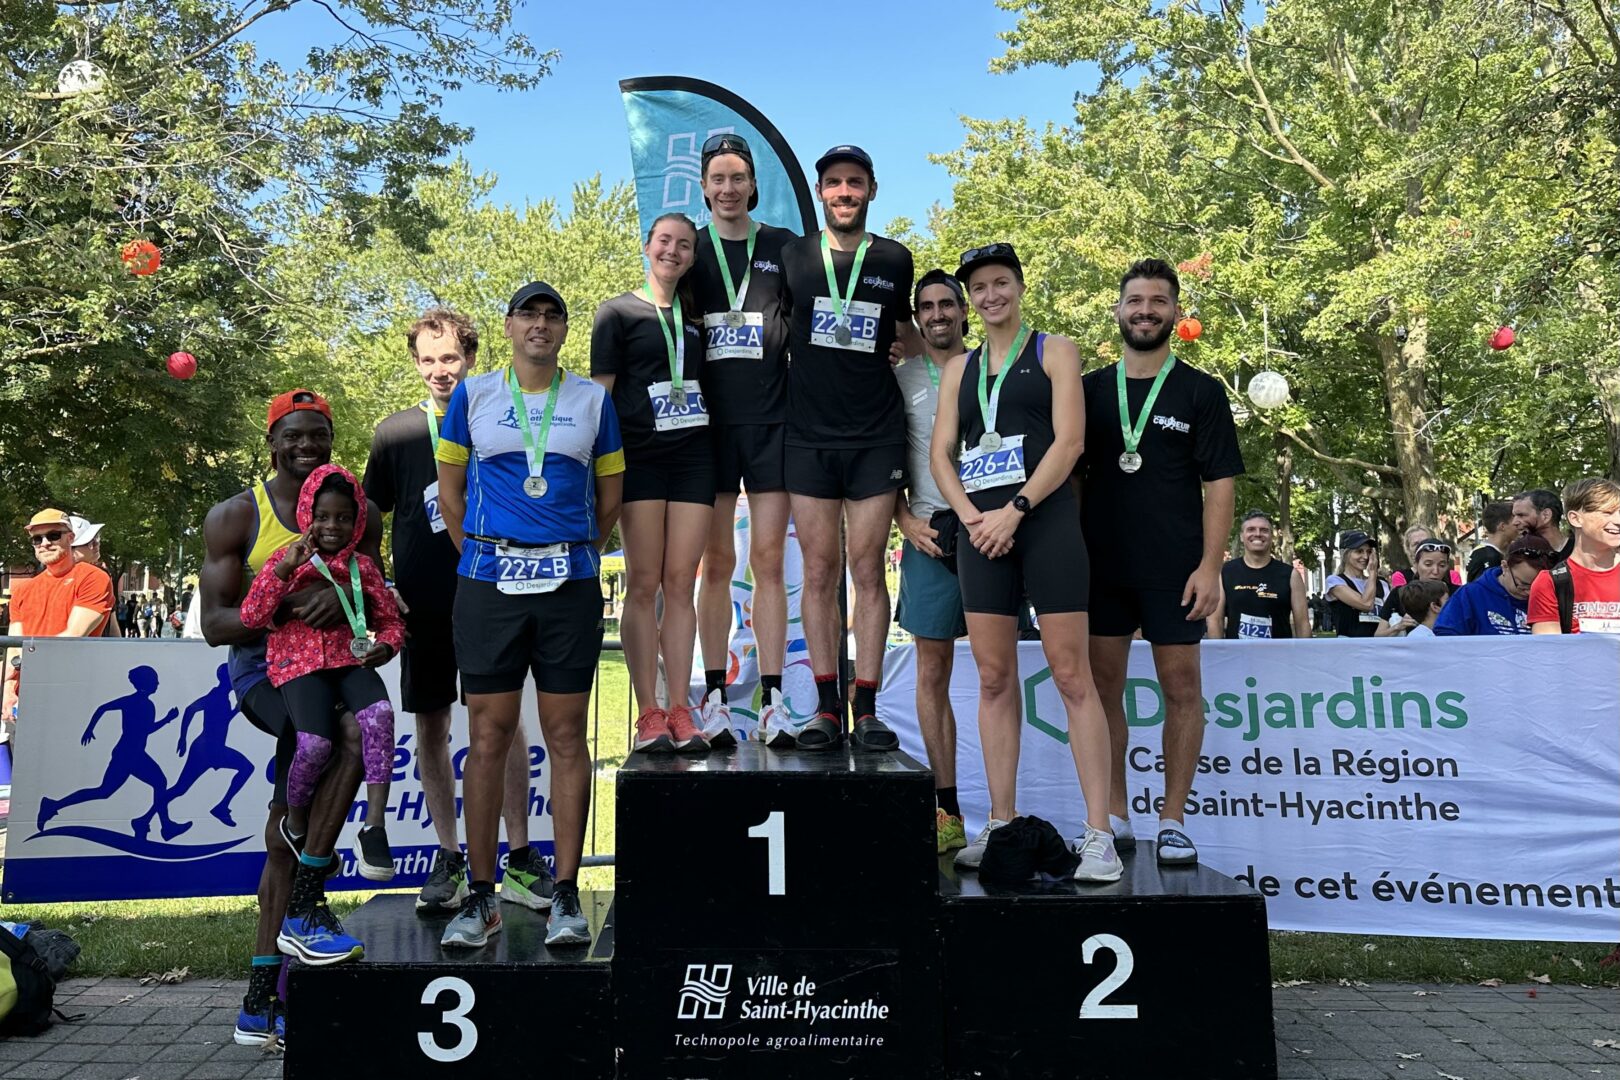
[280,665,395,807]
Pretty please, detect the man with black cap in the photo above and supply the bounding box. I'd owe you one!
[780,144,920,750]
[689,134,796,747]
[1082,258,1242,866]
[435,281,624,949]
[895,269,969,849]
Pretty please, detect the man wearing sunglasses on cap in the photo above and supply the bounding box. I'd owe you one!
[1435,534,1548,635]
[3,510,115,719]
[1376,538,1458,637]
[688,134,797,747]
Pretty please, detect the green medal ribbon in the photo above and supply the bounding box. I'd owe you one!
[507,365,562,483]
[1117,354,1177,455]
[921,355,940,390]
[641,283,685,394]
[977,324,1031,437]
[819,231,871,331]
[708,220,757,315]
[420,400,442,457]
[309,553,368,642]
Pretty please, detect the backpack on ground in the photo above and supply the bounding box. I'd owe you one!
[0,925,79,1037]
[1548,562,1575,634]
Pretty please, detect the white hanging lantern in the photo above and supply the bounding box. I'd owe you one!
[56,60,106,95]
[1248,370,1290,410]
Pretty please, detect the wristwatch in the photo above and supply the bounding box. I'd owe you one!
[1012,494,1032,514]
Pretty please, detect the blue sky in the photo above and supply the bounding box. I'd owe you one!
[251,1,1100,231]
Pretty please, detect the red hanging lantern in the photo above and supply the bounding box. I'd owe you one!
[121,239,162,277]
[1176,317,1203,342]
[1488,325,1516,351]
[166,352,197,380]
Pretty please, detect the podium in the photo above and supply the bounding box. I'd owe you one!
[614,743,941,1079]
[284,743,1275,1079]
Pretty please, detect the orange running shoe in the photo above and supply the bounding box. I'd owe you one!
[665,705,710,754]
[633,707,675,753]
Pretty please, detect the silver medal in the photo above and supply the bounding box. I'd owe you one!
[523,475,548,498]
[671,388,687,409]
[725,309,746,329]
[979,432,1002,452]
[350,638,370,660]
[1119,451,1143,474]
[833,321,853,346]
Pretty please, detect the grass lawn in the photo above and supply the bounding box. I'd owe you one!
[5,654,1616,986]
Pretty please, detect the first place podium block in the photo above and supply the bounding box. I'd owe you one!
[614,743,940,1079]
[284,892,615,1079]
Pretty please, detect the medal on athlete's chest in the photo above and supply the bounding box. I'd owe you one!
[1116,356,1175,476]
[1118,451,1143,473]
[349,638,371,659]
[523,476,548,498]
[979,432,1002,451]
[834,321,853,346]
[724,310,746,329]
[671,387,688,408]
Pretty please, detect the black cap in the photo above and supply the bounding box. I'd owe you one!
[1338,529,1374,551]
[701,134,758,212]
[956,242,1024,286]
[507,281,567,319]
[815,144,874,177]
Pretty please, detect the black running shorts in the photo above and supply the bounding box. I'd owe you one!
[399,603,459,714]
[958,491,1089,617]
[1088,581,1206,645]
[623,436,715,505]
[713,423,786,494]
[239,680,294,809]
[784,443,906,501]
[453,576,605,695]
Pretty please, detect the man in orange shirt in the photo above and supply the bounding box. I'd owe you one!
[4,509,115,717]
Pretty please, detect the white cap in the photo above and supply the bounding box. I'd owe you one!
[67,515,104,546]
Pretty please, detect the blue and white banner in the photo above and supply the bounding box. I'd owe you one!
[5,639,553,903]
[880,636,1620,942]
[619,76,817,238]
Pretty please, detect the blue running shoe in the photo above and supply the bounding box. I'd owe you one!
[277,901,364,965]
[233,1002,285,1047]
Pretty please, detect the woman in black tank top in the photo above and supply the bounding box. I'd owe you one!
[928,243,1121,883]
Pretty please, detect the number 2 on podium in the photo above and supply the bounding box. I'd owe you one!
[748,810,786,895]
[1079,934,1138,1019]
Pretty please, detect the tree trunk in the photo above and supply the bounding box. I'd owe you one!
[1597,367,1620,481]
[1377,316,1441,528]
[1275,432,1296,562]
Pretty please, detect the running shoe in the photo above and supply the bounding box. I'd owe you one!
[545,883,591,946]
[500,847,554,911]
[233,1001,285,1047]
[698,692,737,749]
[953,819,1008,870]
[757,693,797,748]
[355,824,395,882]
[936,808,967,854]
[1110,813,1137,853]
[1156,824,1199,865]
[632,707,675,753]
[666,705,710,754]
[415,848,468,913]
[850,714,898,752]
[1072,824,1124,883]
[278,817,306,859]
[441,889,502,949]
[794,711,841,750]
[277,901,364,965]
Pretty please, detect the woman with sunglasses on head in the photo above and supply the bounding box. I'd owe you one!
[929,243,1120,884]
[1390,524,1463,588]
[592,212,713,755]
[1325,531,1390,637]
[1434,534,1550,635]
[1376,538,1458,636]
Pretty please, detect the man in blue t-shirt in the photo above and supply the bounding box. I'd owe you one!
[1434,534,1550,635]
[434,281,625,950]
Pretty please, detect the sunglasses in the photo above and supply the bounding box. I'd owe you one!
[30,530,66,546]
[702,133,752,157]
[961,242,1016,264]
[1414,541,1453,555]
[1511,551,1552,565]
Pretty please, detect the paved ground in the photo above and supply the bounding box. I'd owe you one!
[0,977,1614,1079]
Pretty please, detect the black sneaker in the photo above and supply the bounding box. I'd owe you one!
[795,712,841,750]
[356,825,396,882]
[416,848,469,913]
[851,714,898,752]
[278,817,306,859]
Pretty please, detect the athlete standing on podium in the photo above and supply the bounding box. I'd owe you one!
[930,244,1120,883]
[436,281,624,948]
[780,144,918,750]
[593,214,714,755]
[1082,259,1243,864]
[688,135,796,748]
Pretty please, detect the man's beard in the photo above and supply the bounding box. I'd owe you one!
[827,200,870,235]
[1118,315,1174,352]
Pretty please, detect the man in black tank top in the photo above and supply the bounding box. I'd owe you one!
[1213,510,1308,639]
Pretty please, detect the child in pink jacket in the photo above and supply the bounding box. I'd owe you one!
[241,464,405,881]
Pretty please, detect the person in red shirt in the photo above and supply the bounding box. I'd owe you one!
[4,509,114,718]
[1529,478,1620,634]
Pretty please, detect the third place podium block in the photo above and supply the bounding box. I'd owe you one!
[614,743,940,1079]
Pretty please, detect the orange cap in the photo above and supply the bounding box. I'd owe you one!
[267,389,333,433]
[27,508,72,531]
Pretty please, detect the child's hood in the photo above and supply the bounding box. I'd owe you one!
[295,463,367,562]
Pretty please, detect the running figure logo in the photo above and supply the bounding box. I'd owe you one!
[37,665,190,841]
[676,963,733,1020]
[164,663,254,827]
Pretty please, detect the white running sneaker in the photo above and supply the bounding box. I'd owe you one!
[953,819,1008,870]
[698,691,736,749]
[757,690,796,749]
[1072,824,1123,883]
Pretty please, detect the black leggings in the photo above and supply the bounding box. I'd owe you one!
[280,666,394,807]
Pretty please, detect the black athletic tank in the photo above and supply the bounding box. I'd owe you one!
[1221,557,1296,639]
[958,332,1072,512]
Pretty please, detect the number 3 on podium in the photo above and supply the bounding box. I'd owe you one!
[748,810,786,895]
[420,976,478,1062]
